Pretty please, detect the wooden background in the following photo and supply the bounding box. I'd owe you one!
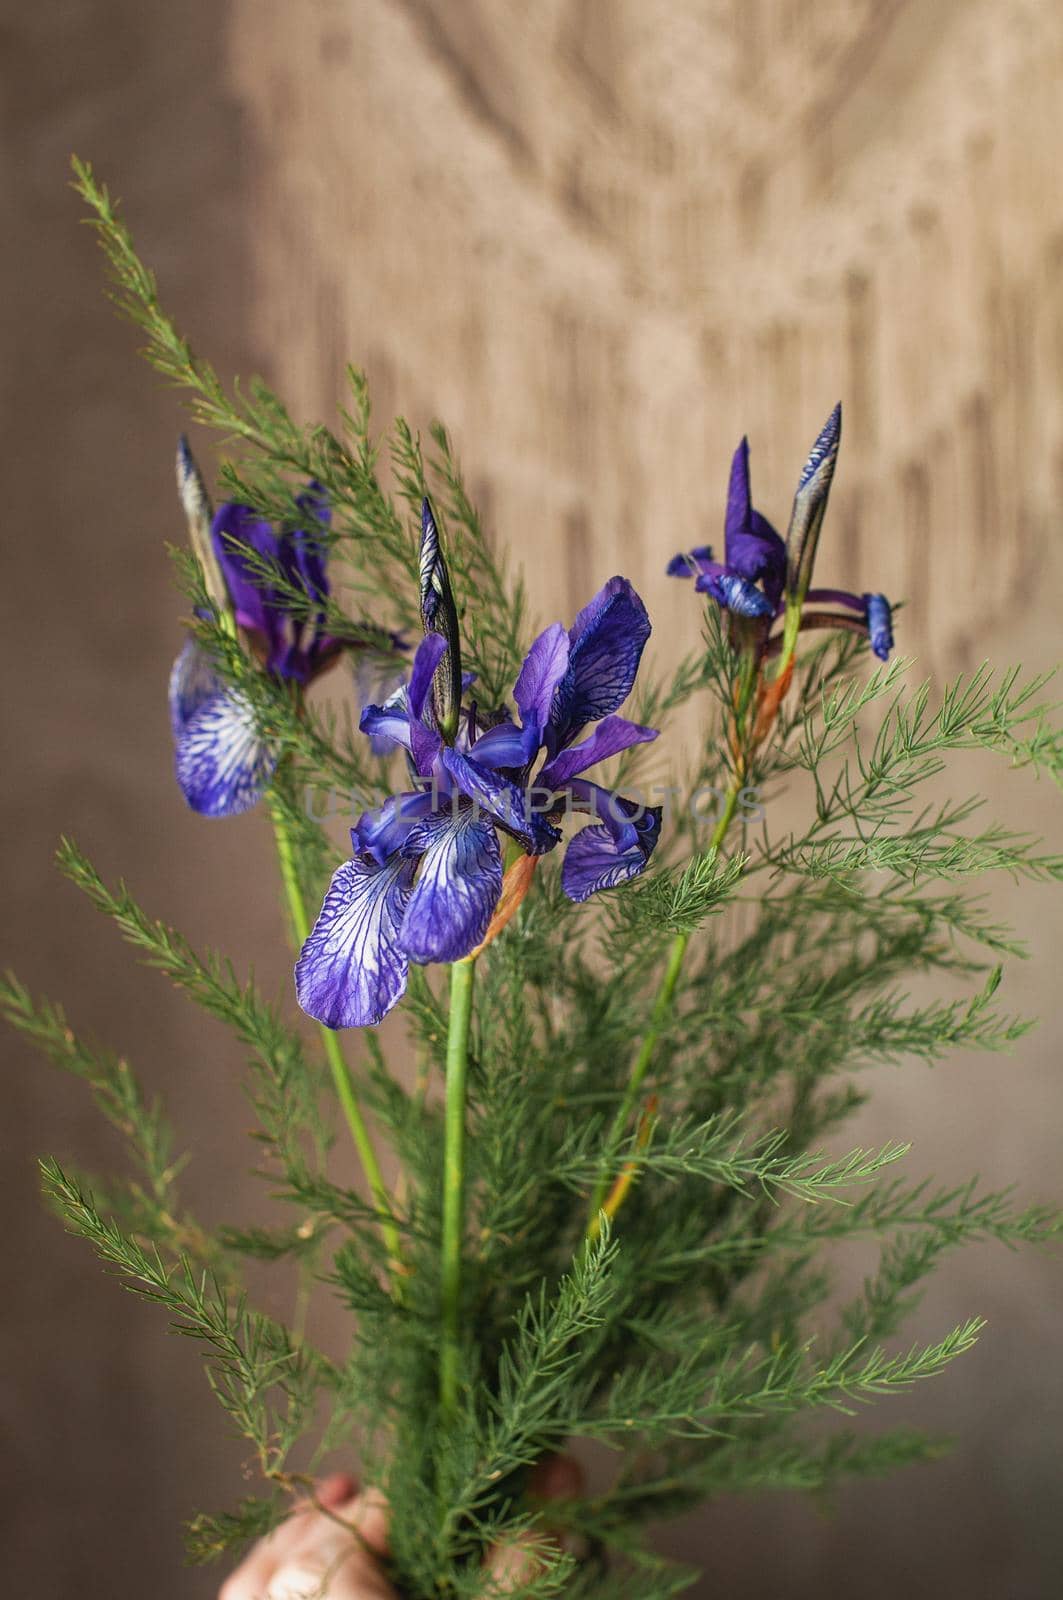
[4,2,1063,1595]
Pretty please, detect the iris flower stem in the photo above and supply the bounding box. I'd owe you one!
[440,955,476,1421]
[268,801,403,1278]
[585,784,740,1237]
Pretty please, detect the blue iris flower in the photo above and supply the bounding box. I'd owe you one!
[668,408,895,661]
[296,538,662,1029]
[169,439,403,817]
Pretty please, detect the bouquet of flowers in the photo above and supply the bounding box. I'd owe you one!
[6,160,1062,1599]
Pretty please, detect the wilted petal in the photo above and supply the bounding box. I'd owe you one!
[399,807,503,963]
[540,714,657,786]
[175,688,276,817]
[441,746,560,855]
[295,854,413,1029]
[549,577,651,752]
[804,587,865,611]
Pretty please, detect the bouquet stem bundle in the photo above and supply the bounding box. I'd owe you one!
[4,159,1063,1599]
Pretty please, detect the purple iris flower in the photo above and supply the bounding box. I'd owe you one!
[668,407,895,661]
[296,563,662,1029]
[170,439,401,818]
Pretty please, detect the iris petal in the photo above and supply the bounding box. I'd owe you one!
[296,854,413,1028]
[352,790,438,864]
[211,503,284,643]
[513,622,570,742]
[561,798,662,903]
[549,576,651,752]
[169,638,223,739]
[175,688,276,817]
[666,545,714,579]
[865,593,894,661]
[540,715,658,787]
[470,718,539,769]
[441,746,560,854]
[695,570,774,618]
[399,807,503,963]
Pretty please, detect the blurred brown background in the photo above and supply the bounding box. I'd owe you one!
[4,1,1063,1595]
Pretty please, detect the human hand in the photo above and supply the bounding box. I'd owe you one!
[220,1459,583,1599]
[219,1474,393,1600]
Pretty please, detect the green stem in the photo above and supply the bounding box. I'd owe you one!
[268,801,403,1276]
[440,956,476,1420]
[585,785,740,1236]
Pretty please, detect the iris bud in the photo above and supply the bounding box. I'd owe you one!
[784,402,842,601]
[176,436,229,614]
[419,496,463,742]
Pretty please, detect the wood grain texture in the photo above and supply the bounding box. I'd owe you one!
[5,5,1063,1598]
[229,0,1063,676]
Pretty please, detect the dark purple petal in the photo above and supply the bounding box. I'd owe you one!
[398,808,503,963]
[865,593,894,661]
[211,503,284,642]
[169,638,222,739]
[408,632,449,722]
[296,854,413,1029]
[561,796,662,903]
[406,633,448,775]
[549,577,651,753]
[695,569,775,618]
[666,545,714,579]
[720,437,786,604]
[469,718,539,769]
[513,622,569,740]
[441,746,560,855]
[174,688,276,817]
[562,779,641,850]
[352,790,438,865]
[539,715,658,787]
[724,437,753,548]
[282,482,332,604]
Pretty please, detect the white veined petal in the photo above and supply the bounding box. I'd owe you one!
[175,688,276,817]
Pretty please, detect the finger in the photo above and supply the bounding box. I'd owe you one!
[482,1456,585,1593]
[268,1494,395,1600]
[265,1552,394,1600]
[218,1476,358,1600]
[316,1473,359,1511]
[528,1455,584,1505]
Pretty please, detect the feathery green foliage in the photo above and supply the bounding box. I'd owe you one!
[4,158,1059,1597]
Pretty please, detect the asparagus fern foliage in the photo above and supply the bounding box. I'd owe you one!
[4,157,1062,1600]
